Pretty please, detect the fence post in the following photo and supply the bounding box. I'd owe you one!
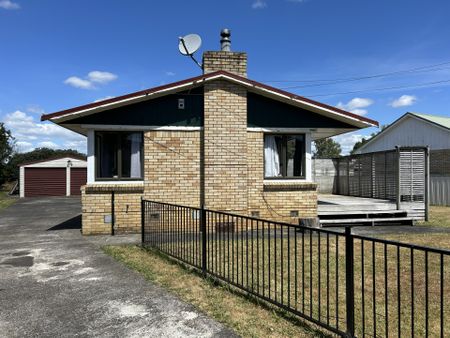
[345,226,355,337]
[141,197,145,245]
[396,146,401,210]
[425,146,430,221]
[111,191,115,236]
[201,204,207,277]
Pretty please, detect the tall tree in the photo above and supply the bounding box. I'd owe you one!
[313,138,341,158]
[0,123,15,184]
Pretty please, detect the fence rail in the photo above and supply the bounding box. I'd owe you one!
[142,199,449,337]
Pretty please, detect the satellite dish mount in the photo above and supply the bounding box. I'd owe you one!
[178,33,203,70]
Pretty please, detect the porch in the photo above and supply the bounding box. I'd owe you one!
[313,147,429,226]
[317,194,424,226]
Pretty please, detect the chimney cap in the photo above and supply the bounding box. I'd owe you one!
[220,28,231,52]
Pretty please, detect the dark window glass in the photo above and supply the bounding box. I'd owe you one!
[264,134,305,178]
[95,132,142,180]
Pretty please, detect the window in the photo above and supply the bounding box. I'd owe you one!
[264,134,305,178]
[95,131,143,180]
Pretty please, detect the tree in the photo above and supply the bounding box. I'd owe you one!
[313,138,341,158]
[350,124,389,154]
[0,123,15,185]
[3,147,86,182]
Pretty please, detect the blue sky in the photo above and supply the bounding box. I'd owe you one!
[1,0,450,154]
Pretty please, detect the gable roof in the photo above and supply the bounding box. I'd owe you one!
[410,112,450,130]
[18,155,87,167]
[41,70,378,129]
[356,112,450,153]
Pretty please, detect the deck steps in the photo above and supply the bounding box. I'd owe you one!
[320,217,414,227]
[318,209,414,227]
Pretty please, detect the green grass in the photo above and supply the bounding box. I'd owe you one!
[417,206,450,228]
[104,207,450,337]
[0,190,16,211]
[103,244,330,338]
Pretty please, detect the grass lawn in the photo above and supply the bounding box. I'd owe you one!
[104,207,450,338]
[0,190,16,211]
[417,206,450,228]
[103,245,329,338]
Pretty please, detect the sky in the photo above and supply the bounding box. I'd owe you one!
[1,0,450,154]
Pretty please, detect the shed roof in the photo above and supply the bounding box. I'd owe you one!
[410,112,450,130]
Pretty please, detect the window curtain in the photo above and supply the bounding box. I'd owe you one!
[264,135,280,177]
[130,133,141,178]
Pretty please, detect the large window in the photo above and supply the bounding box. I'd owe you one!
[264,134,305,178]
[95,131,143,180]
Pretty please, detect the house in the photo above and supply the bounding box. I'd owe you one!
[19,156,87,198]
[41,30,378,235]
[354,112,450,206]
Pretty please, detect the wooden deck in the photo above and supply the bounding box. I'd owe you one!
[318,194,425,222]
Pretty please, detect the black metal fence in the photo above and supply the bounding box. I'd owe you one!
[141,199,449,337]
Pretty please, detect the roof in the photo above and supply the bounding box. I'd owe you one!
[355,112,450,153]
[19,155,87,167]
[41,70,378,128]
[409,112,450,130]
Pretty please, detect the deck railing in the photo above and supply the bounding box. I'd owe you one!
[141,199,449,337]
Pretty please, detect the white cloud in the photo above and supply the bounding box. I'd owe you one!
[64,76,94,90]
[287,0,307,2]
[0,0,20,9]
[332,132,365,155]
[64,70,117,90]
[3,110,86,153]
[37,141,59,149]
[252,0,267,9]
[336,97,374,116]
[390,95,417,108]
[87,71,117,84]
[16,141,33,153]
[165,71,176,76]
[26,104,45,115]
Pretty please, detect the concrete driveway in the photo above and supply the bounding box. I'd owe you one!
[0,197,236,338]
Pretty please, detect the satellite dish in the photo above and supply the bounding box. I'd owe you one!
[179,34,202,56]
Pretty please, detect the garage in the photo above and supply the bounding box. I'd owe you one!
[20,156,87,198]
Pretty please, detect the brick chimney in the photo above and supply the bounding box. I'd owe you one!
[202,29,248,213]
[202,29,247,77]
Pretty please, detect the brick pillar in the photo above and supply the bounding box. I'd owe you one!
[202,51,248,213]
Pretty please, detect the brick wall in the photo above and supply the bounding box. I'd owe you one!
[247,131,318,223]
[143,130,201,205]
[81,184,143,235]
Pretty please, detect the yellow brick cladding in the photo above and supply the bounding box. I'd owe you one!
[143,130,201,206]
[204,79,248,213]
[81,184,143,235]
[247,131,318,223]
[202,51,247,77]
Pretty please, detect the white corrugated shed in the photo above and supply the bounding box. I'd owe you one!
[355,113,450,153]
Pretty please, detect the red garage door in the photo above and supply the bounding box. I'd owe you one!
[70,168,87,195]
[24,168,66,197]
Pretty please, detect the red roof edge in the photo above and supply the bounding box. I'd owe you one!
[41,70,379,127]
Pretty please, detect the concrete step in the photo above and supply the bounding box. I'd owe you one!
[319,210,408,219]
[321,217,414,227]
[318,204,396,213]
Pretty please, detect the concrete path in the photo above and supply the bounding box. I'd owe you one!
[0,197,237,338]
